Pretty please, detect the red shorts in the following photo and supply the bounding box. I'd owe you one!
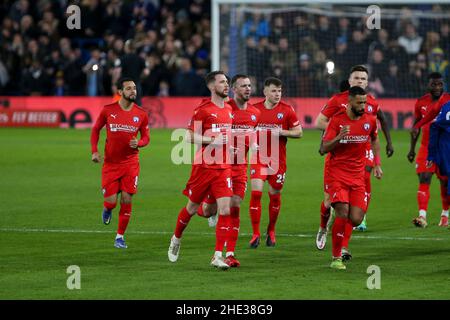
[183,166,233,204]
[328,178,367,211]
[415,146,436,174]
[250,163,286,191]
[203,167,248,204]
[102,162,140,197]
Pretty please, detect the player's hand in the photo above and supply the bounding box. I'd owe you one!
[410,128,419,140]
[373,165,383,179]
[210,133,228,146]
[386,143,394,157]
[250,143,259,153]
[129,136,139,148]
[406,150,416,163]
[270,128,282,137]
[426,160,433,169]
[337,125,350,139]
[91,152,102,163]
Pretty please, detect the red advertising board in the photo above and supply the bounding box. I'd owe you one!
[0,109,60,127]
[0,96,416,129]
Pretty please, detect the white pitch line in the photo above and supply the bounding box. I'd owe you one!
[0,227,448,242]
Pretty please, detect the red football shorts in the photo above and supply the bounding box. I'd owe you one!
[328,178,367,211]
[415,146,436,174]
[203,166,248,204]
[102,162,140,197]
[250,163,286,191]
[183,166,233,204]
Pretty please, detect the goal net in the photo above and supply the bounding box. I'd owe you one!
[213,1,450,98]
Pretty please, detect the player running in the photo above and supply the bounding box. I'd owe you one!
[320,86,382,270]
[409,73,450,227]
[167,71,234,270]
[248,77,303,248]
[315,65,393,257]
[197,74,261,267]
[90,78,150,249]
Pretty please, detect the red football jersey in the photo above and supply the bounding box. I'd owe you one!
[188,99,233,169]
[321,90,379,118]
[323,111,378,184]
[228,99,261,169]
[90,102,150,164]
[253,100,300,168]
[413,93,450,129]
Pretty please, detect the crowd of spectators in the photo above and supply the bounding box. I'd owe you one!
[0,0,211,97]
[0,1,449,98]
[235,5,450,97]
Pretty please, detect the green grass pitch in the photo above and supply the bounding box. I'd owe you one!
[0,128,449,300]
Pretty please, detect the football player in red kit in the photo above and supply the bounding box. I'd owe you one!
[167,71,234,270]
[321,86,382,270]
[408,72,450,227]
[248,77,303,248]
[90,78,150,249]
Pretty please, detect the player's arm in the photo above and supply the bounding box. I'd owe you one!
[408,104,421,163]
[426,122,440,167]
[411,103,440,136]
[315,112,329,130]
[321,119,349,153]
[90,109,106,163]
[280,124,302,138]
[130,114,150,149]
[376,108,394,157]
[185,129,227,146]
[371,135,383,179]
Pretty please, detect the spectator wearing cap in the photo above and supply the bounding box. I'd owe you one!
[429,47,449,91]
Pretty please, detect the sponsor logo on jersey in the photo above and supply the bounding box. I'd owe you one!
[277,113,284,120]
[364,123,370,131]
[251,114,257,121]
[340,135,369,143]
[110,114,117,119]
[109,123,138,132]
[211,113,218,118]
[133,116,139,123]
[367,105,373,113]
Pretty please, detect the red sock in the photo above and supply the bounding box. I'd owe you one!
[417,183,430,211]
[104,201,116,211]
[365,170,372,212]
[226,207,240,253]
[320,201,331,229]
[267,193,281,234]
[215,214,231,252]
[440,184,449,211]
[197,203,205,217]
[332,217,347,258]
[117,203,132,235]
[249,191,262,236]
[341,218,354,249]
[174,207,193,238]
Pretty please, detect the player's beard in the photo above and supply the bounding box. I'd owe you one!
[124,93,136,102]
[351,106,364,117]
[215,89,228,99]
